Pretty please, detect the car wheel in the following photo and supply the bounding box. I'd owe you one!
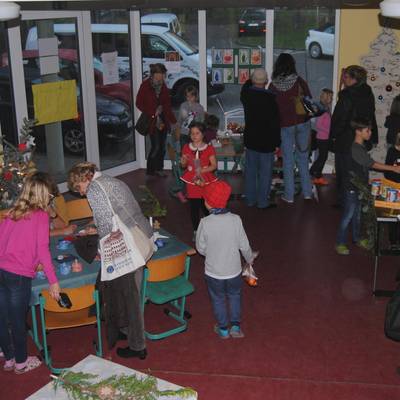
[309,43,322,59]
[63,127,85,155]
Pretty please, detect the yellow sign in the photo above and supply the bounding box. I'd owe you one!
[32,80,78,125]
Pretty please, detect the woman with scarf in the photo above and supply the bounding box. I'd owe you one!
[269,53,313,203]
[136,63,177,176]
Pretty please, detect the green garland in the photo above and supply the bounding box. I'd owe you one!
[137,185,167,218]
[53,370,196,400]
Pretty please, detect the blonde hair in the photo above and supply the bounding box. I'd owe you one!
[9,172,53,221]
[68,162,97,192]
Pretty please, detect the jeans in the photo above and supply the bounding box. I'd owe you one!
[310,139,330,178]
[0,269,32,363]
[336,190,361,245]
[281,122,312,200]
[334,152,352,206]
[205,273,242,328]
[244,148,275,208]
[147,129,166,174]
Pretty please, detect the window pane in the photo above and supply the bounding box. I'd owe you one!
[207,8,265,131]
[20,18,86,183]
[91,10,136,170]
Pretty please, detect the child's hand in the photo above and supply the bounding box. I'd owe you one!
[49,283,61,301]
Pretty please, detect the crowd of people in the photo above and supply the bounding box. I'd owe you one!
[3,54,400,374]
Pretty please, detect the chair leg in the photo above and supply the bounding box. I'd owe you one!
[94,291,103,357]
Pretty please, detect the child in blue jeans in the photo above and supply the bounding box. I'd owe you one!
[196,181,254,338]
[336,118,400,255]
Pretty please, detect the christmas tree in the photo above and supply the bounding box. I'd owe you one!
[0,118,37,210]
[360,27,400,162]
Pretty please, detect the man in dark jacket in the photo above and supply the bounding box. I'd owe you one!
[240,69,281,209]
[330,65,378,206]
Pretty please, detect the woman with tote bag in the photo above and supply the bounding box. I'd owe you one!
[68,162,153,360]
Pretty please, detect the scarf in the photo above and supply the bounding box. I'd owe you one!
[271,73,298,92]
[209,208,229,215]
[151,79,163,97]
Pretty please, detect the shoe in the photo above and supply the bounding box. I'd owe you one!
[176,191,188,203]
[116,347,147,359]
[155,171,167,177]
[281,196,294,204]
[356,239,371,251]
[257,204,277,210]
[14,356,41,374]
[214,325,229,339]
[3,358,15,372]
[229,325,245,338]
[336,244,350,255]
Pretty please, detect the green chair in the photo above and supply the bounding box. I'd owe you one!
[141,252,194,340]
[39,284,102,374]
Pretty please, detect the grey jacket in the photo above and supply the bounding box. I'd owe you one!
[87,173,153,240]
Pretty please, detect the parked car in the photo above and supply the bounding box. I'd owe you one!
[25,23,224,104]
[238,8,266,37]
[305,25,335,59]
[141,13,182,36]
[0,63,132,155]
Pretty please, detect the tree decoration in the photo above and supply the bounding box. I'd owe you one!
[361,27,400,163]
[52,370,196,400]
[0,118,37,209]
[137,185,167,218]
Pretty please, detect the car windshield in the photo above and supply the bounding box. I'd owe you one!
[165,32,198,56]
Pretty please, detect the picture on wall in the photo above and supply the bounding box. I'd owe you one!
[165,51,180,62]
[238,68,250,84]
[251,49,262,65]
[239,49,250,65]
[223,49,233,64]
[223,68,234,84]
[212,49,223,65]
[212,68,223,84]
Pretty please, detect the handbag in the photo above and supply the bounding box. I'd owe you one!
[293,84,307,116]
[135,112,153,136]
[73,234,99,264]
[96,180,154,282]
[384,285,400,341]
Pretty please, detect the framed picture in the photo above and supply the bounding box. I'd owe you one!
[238,68,250,84]
[239,49,250,65]
[212,49,223,65]
[223,68,234,84]
[165,51,180,62]
[212,68,223,84]
[251,49,262,65]
[223,49,233,64]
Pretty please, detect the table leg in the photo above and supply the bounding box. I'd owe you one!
[373,221,380,295]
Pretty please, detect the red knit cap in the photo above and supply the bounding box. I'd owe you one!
[203,181,232,209]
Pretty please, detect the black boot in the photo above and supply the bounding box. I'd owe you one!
[116,347,147,359]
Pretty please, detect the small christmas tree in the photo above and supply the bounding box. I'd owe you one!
[0,118,37,209]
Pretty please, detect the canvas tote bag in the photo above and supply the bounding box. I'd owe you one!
[96,180,154,281]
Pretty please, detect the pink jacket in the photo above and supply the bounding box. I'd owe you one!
[0,210,58,284]
[315,111,331,140]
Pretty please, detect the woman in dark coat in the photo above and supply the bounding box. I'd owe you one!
[136,63,177,176]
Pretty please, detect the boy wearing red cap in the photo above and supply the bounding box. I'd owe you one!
[196,181,254,339]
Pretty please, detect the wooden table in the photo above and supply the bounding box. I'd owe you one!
[26,355,197,399]
[214,135,244,173]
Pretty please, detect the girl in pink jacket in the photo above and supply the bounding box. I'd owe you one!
[0,172,60,374]
[310,88,334,185]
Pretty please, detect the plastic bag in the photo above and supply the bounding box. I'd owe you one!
[242,251,259,287]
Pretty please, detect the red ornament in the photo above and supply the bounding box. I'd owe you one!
[18,143,27,151]
[3,171,13,181]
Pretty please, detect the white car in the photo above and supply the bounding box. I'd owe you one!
[305,25,335,59]
[141,13,182,36]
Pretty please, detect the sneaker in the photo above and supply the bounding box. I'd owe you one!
[281,196,294,204]
[14,356,41,374]
[336,244,350,255]
[3,358,15,372]
[214,325,229,339]
[230,325,245,338]
[357,239,371,251]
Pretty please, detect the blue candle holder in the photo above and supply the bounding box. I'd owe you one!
[57,240,72,250]
[59,262,72,275]
[35,270,46,280]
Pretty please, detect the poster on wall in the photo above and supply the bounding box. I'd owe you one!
[239,49,250,65]
[164,51,181,73]
[32,80,78,125]
[212,49,223,65]
[223,68,234,84]
[251,49,262,65]
[223,49,234,64]
[238,68,249,84]
[212,69,223,84]
[101,51,119,85]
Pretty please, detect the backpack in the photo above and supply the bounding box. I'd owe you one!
[384,286,400,341]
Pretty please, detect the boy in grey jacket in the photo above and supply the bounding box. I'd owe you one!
[196,181,254,339]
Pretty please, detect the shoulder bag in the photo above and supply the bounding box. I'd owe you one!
[96,180,154,282]
[293,82,307,116]
[135,113,153,136]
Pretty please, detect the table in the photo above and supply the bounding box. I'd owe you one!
[373,209,400,297]
[214,136,244,173]
[29,230,194,350]
[26,355,197,399]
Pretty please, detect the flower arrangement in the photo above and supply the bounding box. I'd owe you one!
[0,118,37,210]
